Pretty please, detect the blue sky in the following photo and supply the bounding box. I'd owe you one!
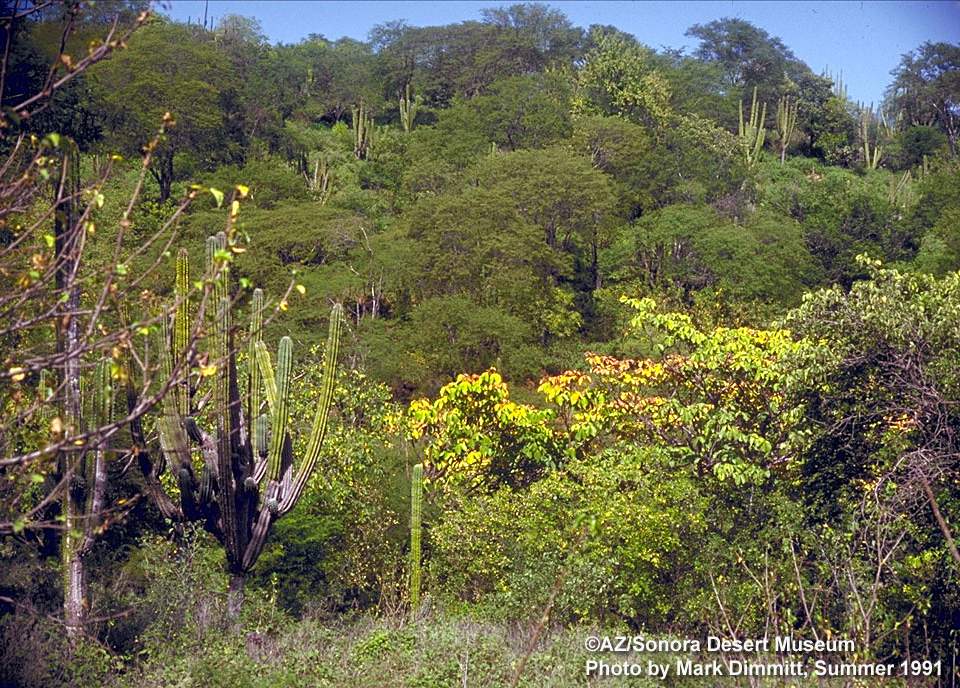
[156,1,960,106]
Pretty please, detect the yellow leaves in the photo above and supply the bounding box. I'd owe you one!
[199,364,217,377]
[235,184,250,198]
[295,284,306,296]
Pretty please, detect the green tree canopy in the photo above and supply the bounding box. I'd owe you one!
[88,20,234,199]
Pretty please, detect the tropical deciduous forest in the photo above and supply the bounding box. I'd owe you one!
[1,1,959,685]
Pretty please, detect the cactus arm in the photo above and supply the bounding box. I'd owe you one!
[279,303,342,515]
[174,248,190,416]
[266,337,292,483]
[252,413,270,484]
[248,289,264,455]
[410,462,423,610]
[157,319,194,475]
[241,503,274,570]
[400,83,419,132]
[738,87,766,167]
[777,96,797,165]
[255,340,278,411]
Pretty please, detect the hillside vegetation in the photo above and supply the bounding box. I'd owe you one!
[1,3,959,686]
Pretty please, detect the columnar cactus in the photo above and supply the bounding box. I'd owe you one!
[776,95,798,165]
[399,83,419,133]
[860,106,884,170]
[409,462,424,610]
[352,102,374,160]
[738,86,767,168]
[144,234,343,615]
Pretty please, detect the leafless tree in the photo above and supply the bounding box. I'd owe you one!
[0,1,223,639]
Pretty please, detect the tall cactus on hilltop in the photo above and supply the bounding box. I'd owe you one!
[139,233,344,616]
[409,462,424,611]
[399,83,420,133]
[776,95,798,165]
[738,86,767,168]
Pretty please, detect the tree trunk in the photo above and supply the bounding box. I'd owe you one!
[56,147,85,643]
[920,474,960,568]
[63,546,85,639]
[152,152,174,202]
[227,571,245,620]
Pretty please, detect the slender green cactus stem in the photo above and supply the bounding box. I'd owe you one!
[278,303,343,513]
[266,337,292,484]
[174,248,190,415]
[248,289,264,454]
[410,463,424,610]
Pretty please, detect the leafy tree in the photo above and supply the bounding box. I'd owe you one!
[573,29,672,128]
[686,18,811,105]
[88,20,233,200]
[616,204,816,305]
[469,74,572,150]
[469,147,615,293]
[808,95,857,165]
[886,42,960,153]
[398,297,541,390]
[785,260,960,652]
[914,207,960,275]
[403,369,562,490]
[892,125,948,168]
[403,184,565,328]
[429,444,705,623]
[479,3,584,69]
[371,7,582,108]
[570,115,658,216]
[655,50,736,127]
[540,297,812,485]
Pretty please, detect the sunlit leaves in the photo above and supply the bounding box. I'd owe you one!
[401,370,563,491]
[542,298,812,484]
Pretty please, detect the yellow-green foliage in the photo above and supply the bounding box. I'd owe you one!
[402,370,562,491]
[540,297,812,485]
[572,31,672,127]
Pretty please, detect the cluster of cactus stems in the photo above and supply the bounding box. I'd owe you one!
[142,234,342,614]
[776,95,798,165]
[305,155,332,205]
[738,86,767,168]
[399,83,419,133]
[409,463,423,610]
[352,102,375,160]
[826,69,848,101]
[860,106,885,170]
